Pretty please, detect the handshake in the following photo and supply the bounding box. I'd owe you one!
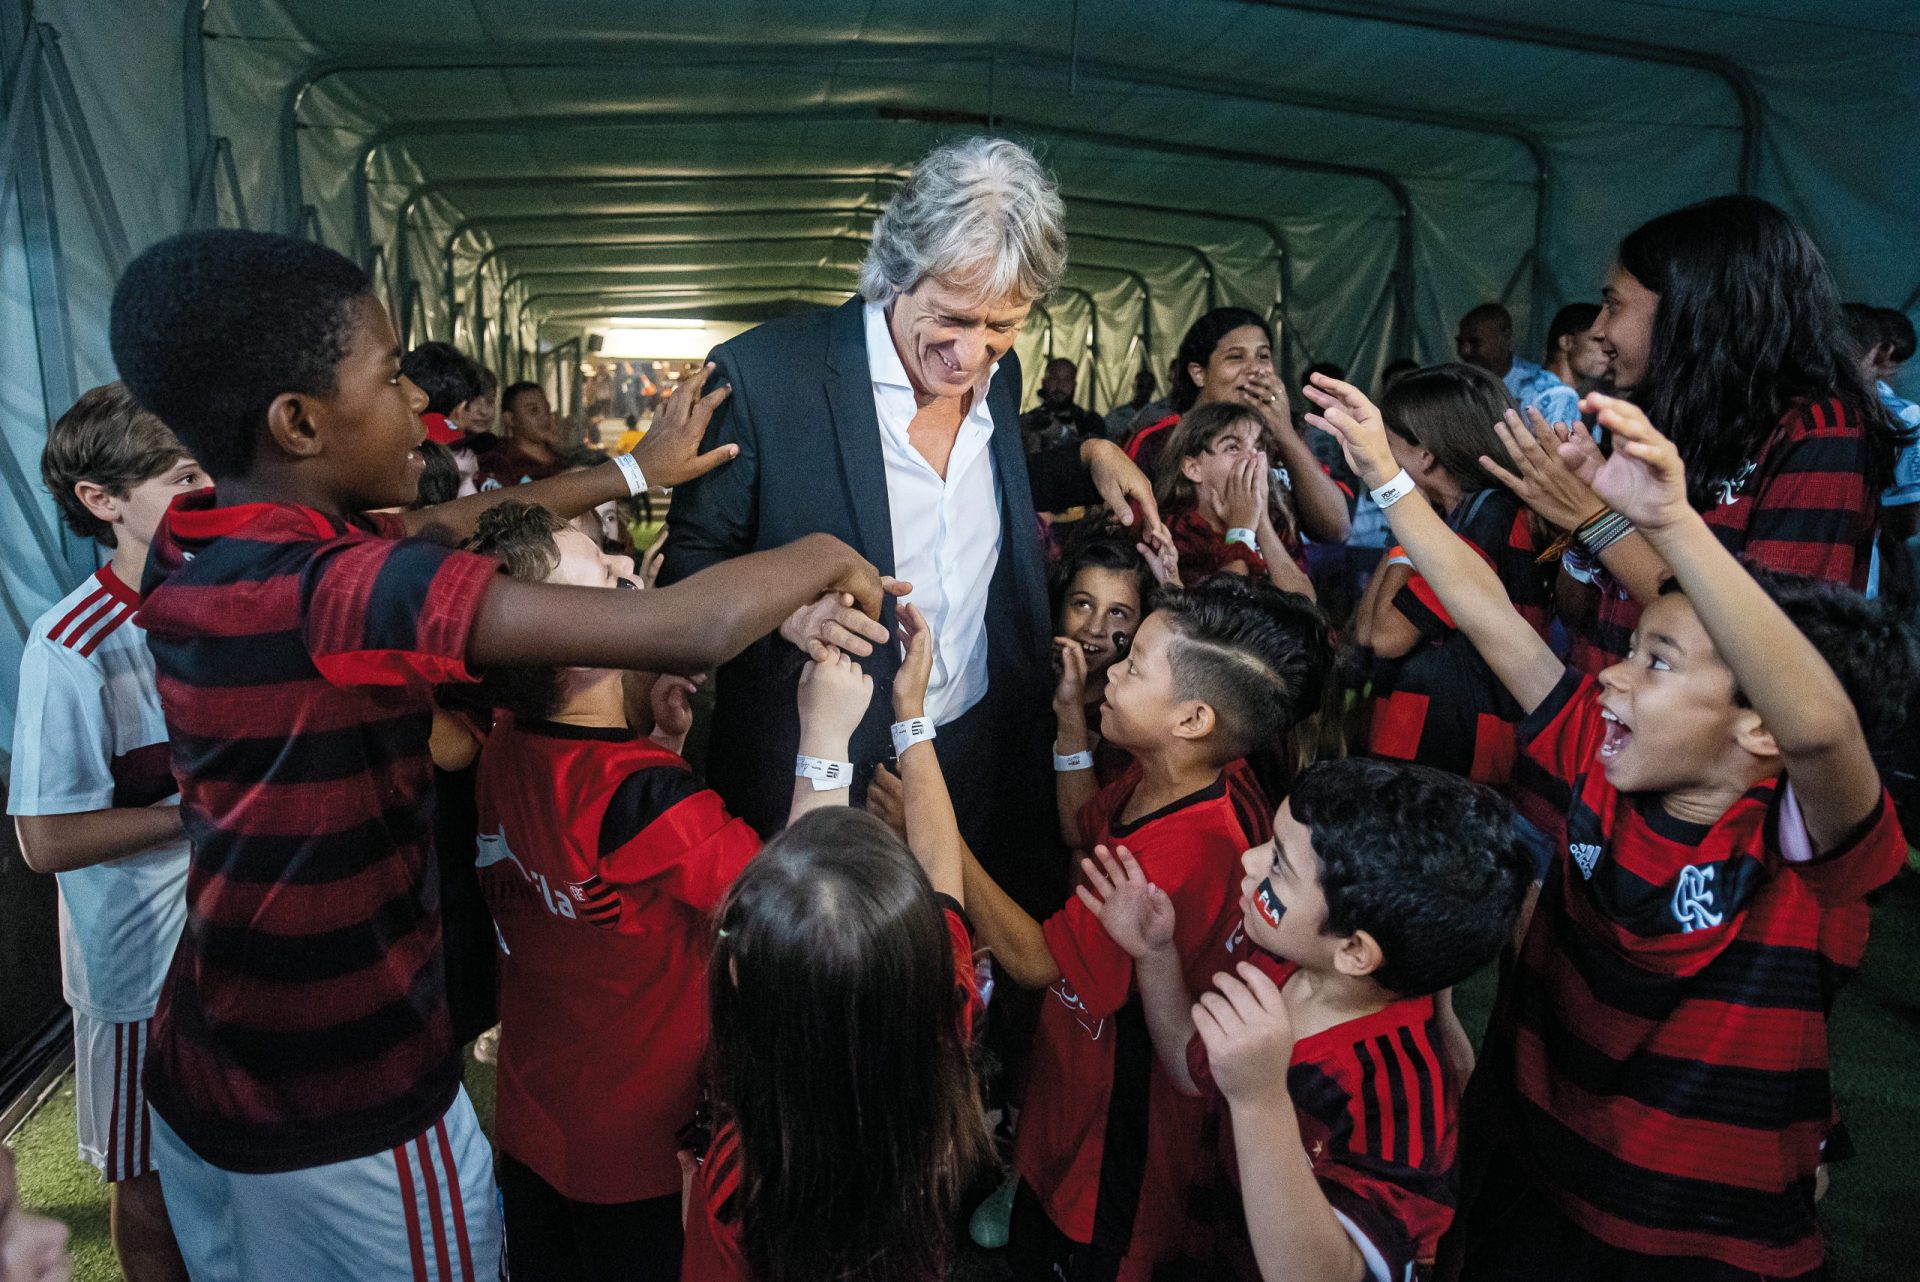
[793,600,938,776]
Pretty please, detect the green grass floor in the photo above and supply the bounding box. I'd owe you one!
[13,875,1920,1280]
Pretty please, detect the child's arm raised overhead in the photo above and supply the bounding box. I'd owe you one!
[468,532,884,677]
[892,605,966,903]
[1304,374,1563,716]
[789,648,871,821]
[400,364,737,545]
[1051,639,1099,849]
[1199,963,1368,1282]
[1076,846,1201,1094]
[1585,395,1883,849]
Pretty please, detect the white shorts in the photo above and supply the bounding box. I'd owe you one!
[151,1087,501,1282]
[72,1011,156,1182]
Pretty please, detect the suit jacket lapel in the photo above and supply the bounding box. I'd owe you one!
[823,297,896,576]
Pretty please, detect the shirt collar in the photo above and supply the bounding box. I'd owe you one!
[863,298,999,399]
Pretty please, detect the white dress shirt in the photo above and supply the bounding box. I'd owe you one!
[864,299,1004,726]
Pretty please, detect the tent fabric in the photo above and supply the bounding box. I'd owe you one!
[3,0,1920,763]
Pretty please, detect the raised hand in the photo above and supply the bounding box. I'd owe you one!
[894,603,937,719]
[1192,962,1297,1106]
[781,574,909,660]
[1137,527,1183,588]
[1583,393,1691,533]
[647,673,702,753]
[1481,407,1604,532]
[630,363,739,489]
[1074,844,1176,960]
[1301,373,1394,488]
[1083,438,1170,543]
[795,646,874,752]
[1053,637,1089,720]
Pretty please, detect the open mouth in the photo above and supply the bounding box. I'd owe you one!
[933,347,963,378]
[1599,707,1632,761]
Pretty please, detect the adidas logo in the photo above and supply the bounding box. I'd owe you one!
[1570,843,1603,879]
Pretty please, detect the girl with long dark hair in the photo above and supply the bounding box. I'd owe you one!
[1150,400,1318,598]
[681,612,992,1282]
[1123,307,1351,545]
[1493,195,1900,674]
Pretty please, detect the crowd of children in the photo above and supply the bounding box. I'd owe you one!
[6,176,1918,1282]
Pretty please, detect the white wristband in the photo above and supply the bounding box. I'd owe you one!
[1369,468,1417,509]
[890,717,936,757]
[795,754,852,791]
[612,451,648,496]
[1053,748,1095,773]
[1225,527,1259,551]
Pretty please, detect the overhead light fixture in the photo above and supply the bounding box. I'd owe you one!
[596,319,749,359]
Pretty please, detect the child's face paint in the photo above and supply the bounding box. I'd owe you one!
[1253,876,1285,929]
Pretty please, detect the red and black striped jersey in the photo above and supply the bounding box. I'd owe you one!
[1570,396,1880,675]
[133,490,499,1173]
[681,901,981,1282]
[1366,488,1554,785]
[1186,941,1460,1281]
[1482,668,1907,1276]
[476,718,761,1204]
[1014,760,1273,1263]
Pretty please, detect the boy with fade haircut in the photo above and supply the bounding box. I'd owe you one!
[1304,372,1916,1282]
[462,500,875,1282]
[1076,759,1532,1281]
[954,576,1334,1279]
[9,383,210,1282]
[107,227,884,1282]
[477,381,568,490]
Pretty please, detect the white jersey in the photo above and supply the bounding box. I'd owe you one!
[9,566,188,1022]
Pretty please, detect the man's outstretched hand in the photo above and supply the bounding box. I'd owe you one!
[780,576,913,660]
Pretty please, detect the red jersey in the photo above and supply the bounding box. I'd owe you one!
[1014,761,1272,1263]
[1570,396,1880,675]
[1366,488,1554,784]
[473,441,564,491]
[1185,939,1460,1280]
[681,902,981,1282]
[476,719,759,1203]
[1481,669,1907,1276]
[1124,412,1181,481]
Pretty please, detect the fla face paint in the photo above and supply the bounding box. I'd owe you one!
[1253,876,1285,930]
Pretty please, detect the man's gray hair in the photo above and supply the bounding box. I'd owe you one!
[858,137,1068,306]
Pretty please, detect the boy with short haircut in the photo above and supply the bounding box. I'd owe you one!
[955,577,1334,1278]
[9,383,208,1282]
[464,501,871,1281]
[477,381,568,490]
[1304,373,1915,1280]
[106,227,883,1280]
[1078,759,1532,1280]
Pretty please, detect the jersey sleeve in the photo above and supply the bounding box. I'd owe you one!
[7,636,115,816]
[1318,1159,1445,1282]
[1769,787,1908,907]
[1516,667,1599,786]
[1739,404,1877,583]
[299,534,498,692]
[598,767,761,911]
[940,898,987,1043]
[1041,896,1135,1020]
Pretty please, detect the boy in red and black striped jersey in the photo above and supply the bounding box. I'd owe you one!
[954,578,1333,1280]
[1307,374,1914,1281]
[106,229,885,1281]
[1075,759,1531,1281]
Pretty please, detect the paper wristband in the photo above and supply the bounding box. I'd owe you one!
[1053,749,1095,773]
[1225,527,1259,550]
[1369,468,1417,509]
[890,717,937,757]
[612,452,647,496]
[794,754,853,791]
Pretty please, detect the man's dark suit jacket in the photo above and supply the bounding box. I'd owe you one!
[660,297,1099,912]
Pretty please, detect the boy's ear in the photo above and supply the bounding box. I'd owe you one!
[72,479,123,528]
[1170,699,1215,743]
[264,391,325,461]
[1731,707,1781,762]
[1331,927,1385,983]
[1180,453,1207,486]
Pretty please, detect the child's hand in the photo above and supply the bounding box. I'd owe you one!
[865,763,908,840]
[647,674,703,753]
[631,363,739,489]
[1192,961,1296,1108]
[1138,528,1183,588]
[1301,373,1395,489]
[640,524,669,589]
[1481,407,1604,532]
[893,603,936,720]
[1583,393,1692,533]
[796,647,874,753]
[1053,637,1089,719]
[1216,455,1265,531]
[1075,845,1176,960]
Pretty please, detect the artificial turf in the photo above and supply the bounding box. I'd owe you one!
[11,875,1920,1280]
